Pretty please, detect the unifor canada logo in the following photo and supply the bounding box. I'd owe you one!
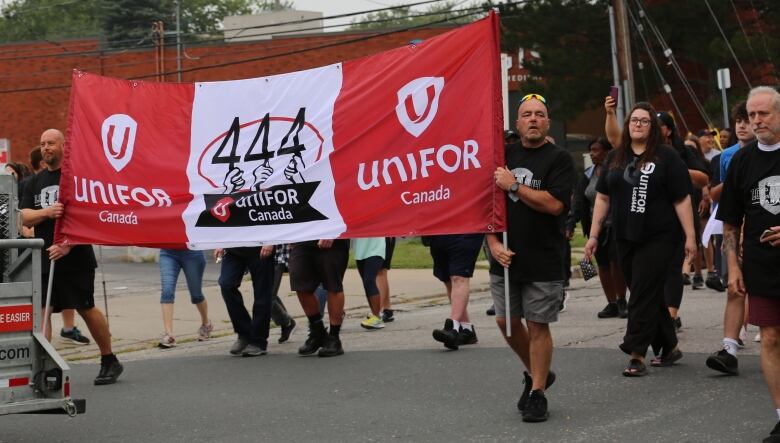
[195,107,327,227]
[395,77,444,138]
[757,176,780,215]
[101,114,137,172]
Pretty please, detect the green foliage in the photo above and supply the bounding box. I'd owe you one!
[348,1,482,30]
[0,0,293,47]
[500,0,612,121]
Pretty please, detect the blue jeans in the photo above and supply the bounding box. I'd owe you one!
[159,249,206,304]
[218,249,274,347]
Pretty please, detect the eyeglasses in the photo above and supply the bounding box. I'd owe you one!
[629,118,652,127]
[520,93,547,105]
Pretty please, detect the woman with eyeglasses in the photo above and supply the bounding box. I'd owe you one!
[584,102,696,377]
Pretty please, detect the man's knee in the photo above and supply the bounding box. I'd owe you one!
[761,326,780,350]
[450,275,469,287]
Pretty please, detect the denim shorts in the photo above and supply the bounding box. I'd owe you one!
[159,249,206,304]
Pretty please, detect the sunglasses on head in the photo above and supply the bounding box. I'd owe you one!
[519,93,546,105]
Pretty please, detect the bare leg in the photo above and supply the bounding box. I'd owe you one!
[669,306,679,320]
[760,326,780,410]
[77,307,112,355]
[161,303,174,335]
[41,307,53,341]
[598,266,616,303]
[327,291,345,326]
[527,320,553,391]
[449,276,470,323]
[723,292,746,340]
[367,295,381,316]
[297,292,320,316]
[194,300,209,325]
[496,317,531,369]
[61,308,75,329]
[377,269,391,311]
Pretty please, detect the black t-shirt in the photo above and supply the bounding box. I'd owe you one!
[596,145,692,244]
[20,168,97,272]
[489,142,575,282]
[716,141,780,297]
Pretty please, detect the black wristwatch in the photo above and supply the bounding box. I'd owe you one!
[509,182,520,194]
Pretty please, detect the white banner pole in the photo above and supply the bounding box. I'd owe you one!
[42,260,55,339]
[503,231,511,337]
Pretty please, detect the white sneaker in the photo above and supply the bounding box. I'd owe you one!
[159,333,176,348]
[739,326,748,343]
[198,321,214,341]
[755,332,762,343]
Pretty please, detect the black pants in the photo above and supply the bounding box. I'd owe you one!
[218,251,275,347]
[618,240,678,357]
[664,241,685,310]
[270,263,292,327]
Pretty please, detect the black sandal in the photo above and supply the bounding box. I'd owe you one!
[623,358,647,377]
[656,349,683,367]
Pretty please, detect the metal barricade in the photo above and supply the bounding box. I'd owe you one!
[0,174,84,416]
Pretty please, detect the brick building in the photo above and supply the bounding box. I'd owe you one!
[0,26,463,164]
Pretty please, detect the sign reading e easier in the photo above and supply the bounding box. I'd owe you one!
[0,305,33,333]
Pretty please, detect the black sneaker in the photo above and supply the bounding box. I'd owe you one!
[458,327,478,345]
[318,336,344,357]
[692,274,704,289]
[94,360,123,385]
[558,291,569,313]
[61,327,90,345]
[705,349,739,375]
[705,275,726,292]
[298,325,327,356]
[597,303,619,319]
[522,390,549,422]
[517,370,556,412]
[432,319,460,350]
[486,305,496,316]
[764,420,780,443]
[675,317,682,331]
[682,274,691,285]
[617,298,628,318]
[381,309,395,323]
[242,343,267,357]
[279,319,296,344]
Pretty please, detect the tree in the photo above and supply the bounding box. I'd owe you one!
[500,0,613,121]
[0,0,101,42]
[348,1,482,30]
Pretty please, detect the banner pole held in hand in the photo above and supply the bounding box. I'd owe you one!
[503,231,511,337]
[42,260,55,339]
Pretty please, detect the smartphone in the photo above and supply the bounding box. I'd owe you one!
[760,229,774,241]
[609,86,619,103]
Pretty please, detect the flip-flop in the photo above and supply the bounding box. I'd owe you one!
[623,358,647,377]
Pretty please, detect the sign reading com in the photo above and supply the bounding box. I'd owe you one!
[195,107,328,227]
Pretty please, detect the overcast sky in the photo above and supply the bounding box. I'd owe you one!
[292,0,455,29]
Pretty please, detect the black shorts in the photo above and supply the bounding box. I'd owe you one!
[288,240,350,293]
[429,234,484,282]
[41,268,96,313]
[383,237,396,270]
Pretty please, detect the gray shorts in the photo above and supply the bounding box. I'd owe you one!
[490,274,563,324]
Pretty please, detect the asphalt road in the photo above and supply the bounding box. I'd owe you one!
[1,346,770,443]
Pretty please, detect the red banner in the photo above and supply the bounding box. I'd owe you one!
[0,304,33,333]
[57,13,505,248]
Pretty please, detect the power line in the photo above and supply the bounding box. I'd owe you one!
[0,7,493,94]
[633,0,712,129]
[703,0,751,89]
[626,2,688,133]
[0,0,463,61]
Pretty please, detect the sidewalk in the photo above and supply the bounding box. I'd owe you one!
[50,265,497,361]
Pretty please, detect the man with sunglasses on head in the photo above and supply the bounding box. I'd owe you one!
[488,93,575,422]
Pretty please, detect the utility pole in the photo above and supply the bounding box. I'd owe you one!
[613,0,635,111]
[175,0,182,82]
[152,21,165,82]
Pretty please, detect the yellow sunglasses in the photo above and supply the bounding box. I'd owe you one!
[519,93,547,105]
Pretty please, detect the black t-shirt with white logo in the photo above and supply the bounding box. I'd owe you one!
[21,168,97,272]
[717,141,780,297]
[596,145,692,244]
[489,142,575,282]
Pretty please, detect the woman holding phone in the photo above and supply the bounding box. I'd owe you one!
[585,102,696,376]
